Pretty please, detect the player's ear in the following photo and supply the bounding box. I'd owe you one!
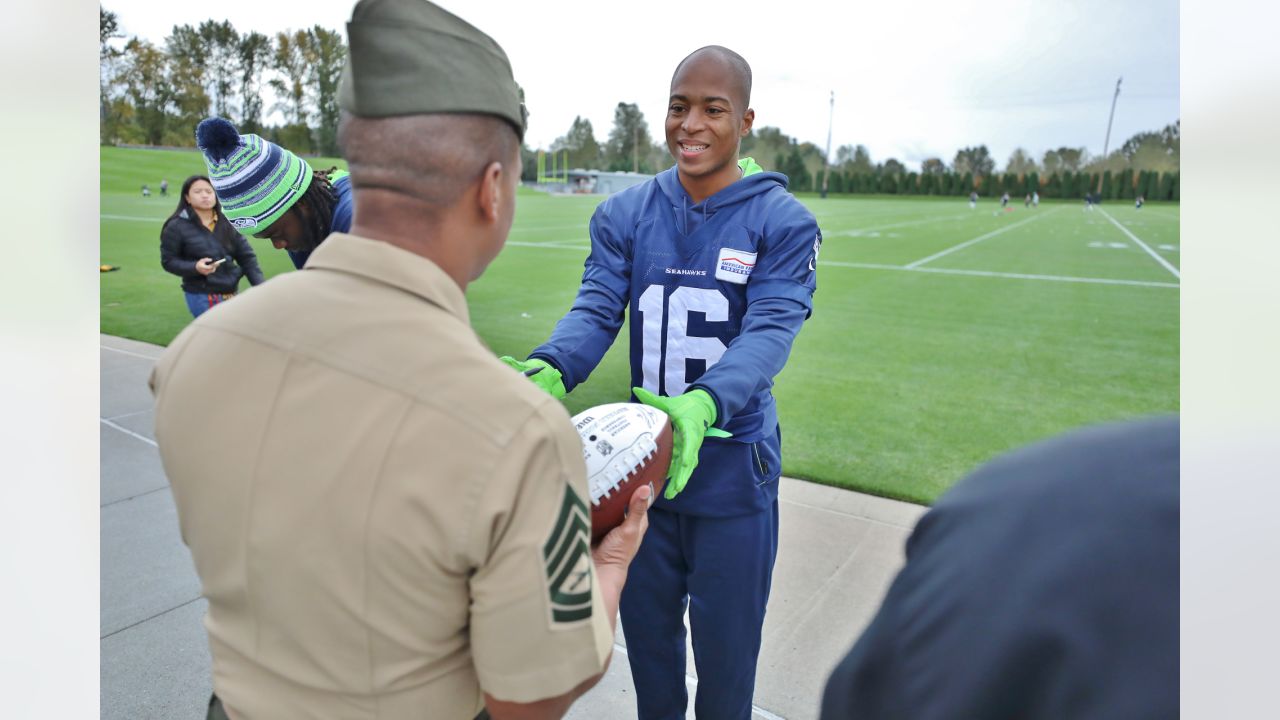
[476,161,503,222]
[740,108,755,136]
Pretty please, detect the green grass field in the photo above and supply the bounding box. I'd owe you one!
[101,146,1179,504]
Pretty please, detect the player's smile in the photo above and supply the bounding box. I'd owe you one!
[678,141,709,158]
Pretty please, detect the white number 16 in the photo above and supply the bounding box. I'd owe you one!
[637,284,728,396]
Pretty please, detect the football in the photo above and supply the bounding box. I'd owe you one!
[571,402,673,543]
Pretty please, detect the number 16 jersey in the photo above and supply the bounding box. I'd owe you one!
[531,165,821,514]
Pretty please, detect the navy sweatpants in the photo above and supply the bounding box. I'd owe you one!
[620,502,780,719]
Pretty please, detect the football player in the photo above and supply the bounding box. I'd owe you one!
[502,45,819,719]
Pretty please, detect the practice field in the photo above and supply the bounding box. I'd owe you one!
[101,147,1179,504]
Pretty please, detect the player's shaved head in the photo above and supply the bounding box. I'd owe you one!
[338,112,518,214]
[671,45,752,111]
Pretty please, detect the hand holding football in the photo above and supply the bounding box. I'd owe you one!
[571,403,673,543]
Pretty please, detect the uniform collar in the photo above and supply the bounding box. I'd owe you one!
[304,232,469,324]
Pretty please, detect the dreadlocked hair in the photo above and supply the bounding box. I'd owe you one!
[299,167,340,241]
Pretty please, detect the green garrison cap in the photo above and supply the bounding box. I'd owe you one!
[340,0,527,139]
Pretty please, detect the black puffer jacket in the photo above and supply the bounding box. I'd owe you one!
[160,208,266,294]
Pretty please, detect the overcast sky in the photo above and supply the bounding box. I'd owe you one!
[105,0,1179,170]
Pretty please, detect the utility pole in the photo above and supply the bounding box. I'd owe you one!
[821,91,834,199]
[1097,76,1122,195]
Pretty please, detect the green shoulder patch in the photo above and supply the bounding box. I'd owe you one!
[542,483,593,624]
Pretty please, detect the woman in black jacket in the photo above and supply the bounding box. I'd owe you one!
[160,175,266,318]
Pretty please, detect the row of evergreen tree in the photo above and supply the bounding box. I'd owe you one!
[786,165,1178,201]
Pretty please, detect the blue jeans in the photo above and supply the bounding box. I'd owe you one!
[184,291,235,318]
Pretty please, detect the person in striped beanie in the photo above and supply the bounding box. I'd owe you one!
[195,118,354,269]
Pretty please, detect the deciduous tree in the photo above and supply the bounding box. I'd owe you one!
[100,6,125,143]
[300,26,346,155]
[237,31,272,134]
[552,116,601,170]
[198,20,240,120]
[604,102,653,173]
[1004,147,1037,176]
[165,24,211,139]
[952,145,994,177]
[270,30,309,128]
[120,38,175,145]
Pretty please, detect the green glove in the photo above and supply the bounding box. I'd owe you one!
[632,387,732,499]
[499,356,566,399]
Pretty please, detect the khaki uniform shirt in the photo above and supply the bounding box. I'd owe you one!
[150,233,611,719]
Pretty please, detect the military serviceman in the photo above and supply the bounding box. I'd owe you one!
[150,1,649,718]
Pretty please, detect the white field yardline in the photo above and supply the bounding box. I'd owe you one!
[904,208,1060,268]
[834,212,972,237]
[502,241,1176,287]
[101,418,157,448]
[100,214,164,222]
[100,213,590,233]
[821,260,1179,289]
[1098,208,1180,279]
[508,223,588,233]
[610,643,786,720]
[505,240,589,251]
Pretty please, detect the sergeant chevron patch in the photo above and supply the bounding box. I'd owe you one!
[543,483,593,625]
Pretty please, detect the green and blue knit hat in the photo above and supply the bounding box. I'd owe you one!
[195,118,313,235]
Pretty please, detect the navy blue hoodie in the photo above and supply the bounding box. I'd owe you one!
[532,165,820,514]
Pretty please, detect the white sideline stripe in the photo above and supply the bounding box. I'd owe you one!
[101,418,158,448]
[822,261,1179,288]
[506,240,589,251]
[835,212,972,237]
[611,643,786,720]
[904,208,1059,268]
[504,240,1177,287]
[1098,208,1180,279]
[99,211,588,230]
[509,223,588,233]
[101,214,163,222]
[102,344,162,361]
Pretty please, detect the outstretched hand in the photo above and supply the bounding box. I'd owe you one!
[632,387,731,499]
[499,356,567,399]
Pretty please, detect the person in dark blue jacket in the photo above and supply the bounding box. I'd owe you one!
[820,416,1179,720]
[503,45,821,719]
[195,117,353,270]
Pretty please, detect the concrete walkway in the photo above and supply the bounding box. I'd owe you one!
[100,333,927,720]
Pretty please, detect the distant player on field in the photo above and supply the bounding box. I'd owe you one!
[1085,191,1095,211]
[1032,190,1039,207]
[1000,191,1009,208]
[969,190,978,209]
[1136,194,1145,209]
[502,45,819,719]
